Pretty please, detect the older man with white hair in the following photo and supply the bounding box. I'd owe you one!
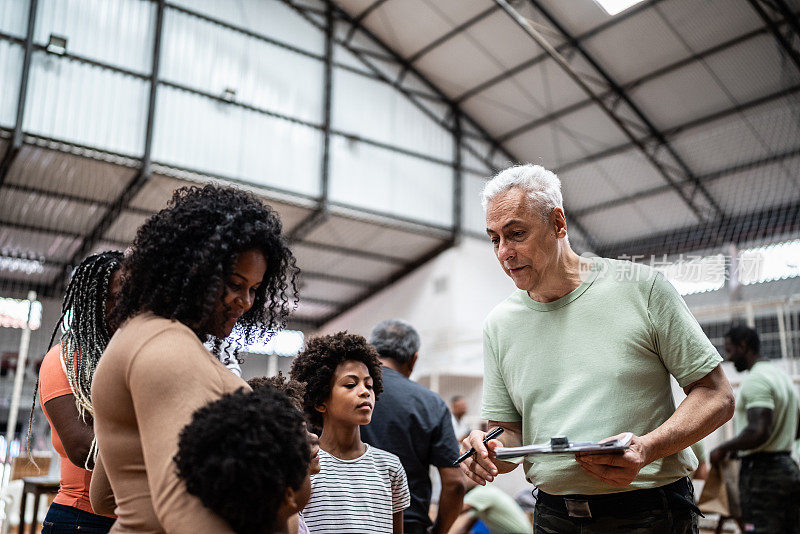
[459,164,735,533]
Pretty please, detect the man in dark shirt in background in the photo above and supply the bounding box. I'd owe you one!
[361,319,466,534]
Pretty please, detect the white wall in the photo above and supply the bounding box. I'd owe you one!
[320,236,515,380]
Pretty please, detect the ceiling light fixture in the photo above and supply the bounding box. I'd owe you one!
[46,34,68,55]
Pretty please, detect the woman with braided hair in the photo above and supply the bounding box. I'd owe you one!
[34,250,123,533]
[89,184,298,533]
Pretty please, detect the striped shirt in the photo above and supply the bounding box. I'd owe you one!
[303,445,410,533]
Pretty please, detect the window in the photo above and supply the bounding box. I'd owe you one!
[655,254,726,296]
[737,239,800,285]
[0,297,42,330]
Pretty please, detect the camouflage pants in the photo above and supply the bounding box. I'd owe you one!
[739,453,800,534]
[534,479,698,534]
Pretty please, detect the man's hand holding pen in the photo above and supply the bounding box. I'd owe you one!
[457,428,504,485]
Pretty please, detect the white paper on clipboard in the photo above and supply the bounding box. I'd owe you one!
[494,432,633,460]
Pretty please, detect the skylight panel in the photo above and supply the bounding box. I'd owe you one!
[594,0,647,16]
[738,239,800,285]
[654,254,726,296]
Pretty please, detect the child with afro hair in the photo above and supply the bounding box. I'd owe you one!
[174,386,311,534]
[248,372,321,534]
[290,332,410,534]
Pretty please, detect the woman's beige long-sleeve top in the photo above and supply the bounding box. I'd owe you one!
[91,312,249,533]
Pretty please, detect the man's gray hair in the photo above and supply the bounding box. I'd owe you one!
[481,164,564,220]
[369,319,420,365]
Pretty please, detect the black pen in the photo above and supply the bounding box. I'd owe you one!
[452,427,504,466]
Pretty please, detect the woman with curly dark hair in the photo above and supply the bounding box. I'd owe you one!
[174,386,311,534]
[290,332,410,534]
[90,184,298,533]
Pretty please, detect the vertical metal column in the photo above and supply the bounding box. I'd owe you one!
[49,0,165,294]
[320,1,333,216]
[288,1,334,241]
[452,107,463,240]
[0,0,38,188]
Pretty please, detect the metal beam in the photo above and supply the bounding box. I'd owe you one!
[454,0,666,104]
[746,0,800,74]
[558,83,800,173]
[300,271,375,288]
[165,1,325,62]
[340,0,393,49]
[0,182,155,217]
[0,0,37,190]
[282,0,602,250]
[499,24,777,143]
[574,146,800,218]
[46,0,166,294]
[406,5,499,65]
[289,1,335,242]
[453,108,463,237]
[500,0,723,223]
[294,239,407,265]
[0,219,129,248]
[318,240,456,326]
[599,198,800,260]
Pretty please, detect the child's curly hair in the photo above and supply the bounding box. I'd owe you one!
[248,371,305,411]
[174,387,309,533]
[289,332,383,428]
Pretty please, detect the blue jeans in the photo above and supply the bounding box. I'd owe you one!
[41,502,115,534]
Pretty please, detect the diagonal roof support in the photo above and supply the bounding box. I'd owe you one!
[283,0,601,251]
[599,197,800,260]
[499,24,780,143]
[574,146,800,218]
[405,5,500,65]
[495,0,724,224]
[558,83,800,174]
[454,0,666,104]
[746,0,800,74]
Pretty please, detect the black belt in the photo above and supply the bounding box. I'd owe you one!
[740,450,791,463]
[536,478,699,519]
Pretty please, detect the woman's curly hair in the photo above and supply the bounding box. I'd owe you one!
[174,386,310,534]
[113,184,298,358]
[289,332,383,428]
[248,371,305,412]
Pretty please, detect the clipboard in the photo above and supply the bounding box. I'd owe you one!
[494,432,633,460]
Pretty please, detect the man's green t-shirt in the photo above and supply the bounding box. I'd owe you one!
[463,485,532,534]
[481,257,722,495]
[735,360,799,456]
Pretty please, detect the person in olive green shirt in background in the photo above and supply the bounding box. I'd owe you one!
[451,479,532,534]
[710,325,800,534]
[459,164,735,534]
